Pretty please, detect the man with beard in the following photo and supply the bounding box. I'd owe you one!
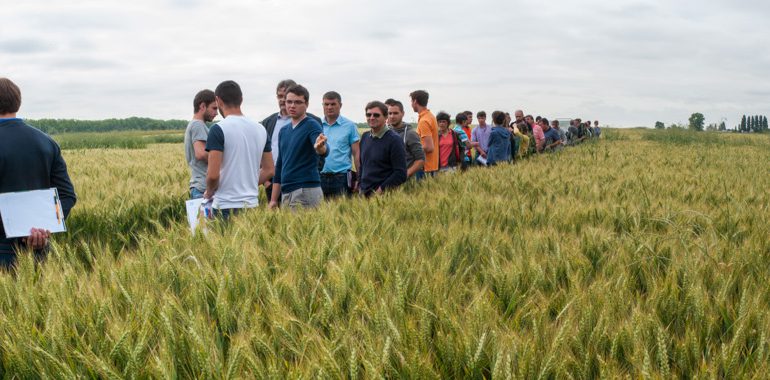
[385,98,424,179]
[185,89,218,199]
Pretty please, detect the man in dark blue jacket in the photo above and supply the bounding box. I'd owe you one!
[0,78,77,269]
[262,79,323,200]
[268,84,328,210]
[358,101,407,196]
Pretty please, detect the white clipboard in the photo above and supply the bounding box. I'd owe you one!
[0,188,67,238]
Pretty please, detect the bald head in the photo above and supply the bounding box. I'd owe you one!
[514,110,524,123]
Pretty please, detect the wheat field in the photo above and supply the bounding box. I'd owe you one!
[1,129,769,378]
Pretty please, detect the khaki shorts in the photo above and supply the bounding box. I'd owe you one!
[281,187,323,210]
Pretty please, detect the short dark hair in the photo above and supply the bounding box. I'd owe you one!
[455,112,468,124]
[192,89,215,113]
[464,111,473,117]
[322,91,341,102]
[384,98,404,113]
[276,79,297,92]
[436,111,451,123]
[409,90,429,107]
[491,111,506,125]
[286,84,310,103]
[215,80,243,107]
[552,120,560,127]
[535,116,542,122]
[0,78,22,114]
[540,118,549,125]
[365,100,387,115]
[476,111,486,118]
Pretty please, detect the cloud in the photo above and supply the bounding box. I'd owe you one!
[0,38,54,54]
[1,0,769,127]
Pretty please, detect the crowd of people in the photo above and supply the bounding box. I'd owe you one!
[0,75,602,269]
[184,79,602,216]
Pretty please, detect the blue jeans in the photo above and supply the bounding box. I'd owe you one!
[190,188,204,199]
[212,208,241,222]
[320,172,349,198]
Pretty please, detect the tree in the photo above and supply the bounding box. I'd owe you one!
[741,115,747,132]
[718,121,726,131]
[688,113,705,132]
[763,116,768,132]
[750,115,756,132]
[654,121,665,129]
[706,123,718,131]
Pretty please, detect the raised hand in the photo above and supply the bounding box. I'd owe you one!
[314,133,327,150]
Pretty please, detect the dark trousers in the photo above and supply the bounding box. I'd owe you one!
[1,238,47,272]
[320,172,350,198]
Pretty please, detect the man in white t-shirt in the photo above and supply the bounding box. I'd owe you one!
[204,80,274,219]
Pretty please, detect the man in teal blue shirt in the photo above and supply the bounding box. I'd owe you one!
[320,91,360,197]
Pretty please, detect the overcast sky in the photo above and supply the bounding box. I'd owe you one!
[2,0,769,127]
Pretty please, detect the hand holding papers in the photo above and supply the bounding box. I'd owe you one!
[0,188,67,238]
[185,197,213,235]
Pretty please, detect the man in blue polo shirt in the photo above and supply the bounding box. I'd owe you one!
[269,84,328,210]
[0,77,77,269]
[320,91,360,198]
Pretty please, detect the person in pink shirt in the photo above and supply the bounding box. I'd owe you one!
[526,115,545,153]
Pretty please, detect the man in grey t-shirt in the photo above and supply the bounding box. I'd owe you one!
[184,89,218,199]
[385,98,424,179]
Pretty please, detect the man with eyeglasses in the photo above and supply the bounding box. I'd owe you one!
[358,101,407,196]
[384,98,424,179]
[269,84,328,210]
[261,79,321,201]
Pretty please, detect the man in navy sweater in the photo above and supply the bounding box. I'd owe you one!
[269,84,328,210]
[0,78,77,269]
[358,101,407,196]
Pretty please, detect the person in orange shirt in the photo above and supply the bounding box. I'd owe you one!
[409,90,438,176]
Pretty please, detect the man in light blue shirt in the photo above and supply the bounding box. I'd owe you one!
[320,91,360,197]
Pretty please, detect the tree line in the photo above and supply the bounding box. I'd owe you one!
[26,117,188,134]
[654,113,768,133]
[737,115,768,133]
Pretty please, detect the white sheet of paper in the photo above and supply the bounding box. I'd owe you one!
[476,156,488,166]
[0,188,67,238]
[185,198,204,234]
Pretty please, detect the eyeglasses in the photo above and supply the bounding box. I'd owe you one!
[366,113,383,118]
